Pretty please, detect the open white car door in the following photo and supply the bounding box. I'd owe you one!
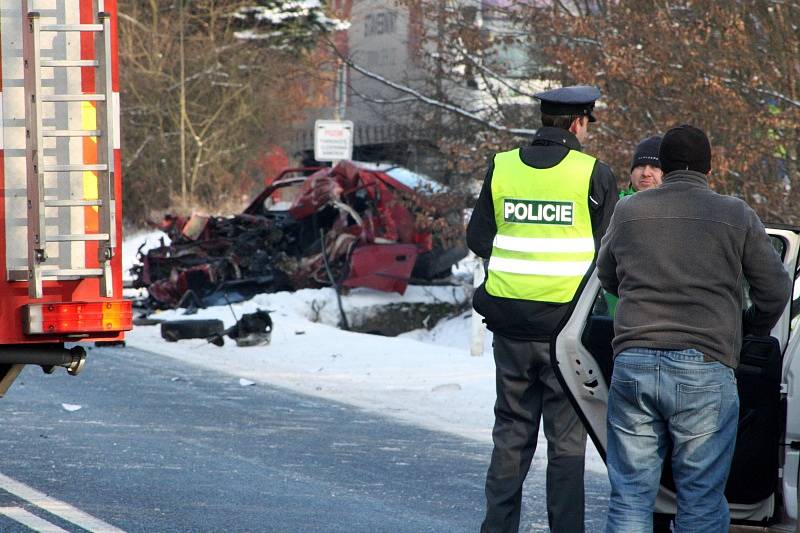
[553,225,800,528]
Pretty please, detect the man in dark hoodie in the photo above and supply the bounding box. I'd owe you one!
[467,85,618,533]
[597,124,791,532]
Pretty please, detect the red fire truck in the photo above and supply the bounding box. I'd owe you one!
[0,1,131,395]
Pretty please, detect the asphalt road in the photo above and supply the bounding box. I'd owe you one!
[0,345,610,532]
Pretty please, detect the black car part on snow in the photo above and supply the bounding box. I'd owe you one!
[160,319,225,342]
[207,310,273,347]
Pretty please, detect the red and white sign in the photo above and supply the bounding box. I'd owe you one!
[314,119,354,162]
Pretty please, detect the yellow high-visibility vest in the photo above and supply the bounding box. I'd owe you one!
[485,148,596,303]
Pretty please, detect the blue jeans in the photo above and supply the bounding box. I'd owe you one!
[605,348,739,533]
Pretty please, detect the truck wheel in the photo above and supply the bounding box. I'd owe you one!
[160,319,224,342]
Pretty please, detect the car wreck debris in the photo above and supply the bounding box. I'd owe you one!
[132,161,467,309]
[208,310,273,347]
[161,319,225,342]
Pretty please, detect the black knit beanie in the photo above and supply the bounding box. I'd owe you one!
[659,124,711,174]
[631,135,662,170]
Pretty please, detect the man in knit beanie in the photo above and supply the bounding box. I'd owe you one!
[598,124,790,532]
[620,135,663,196]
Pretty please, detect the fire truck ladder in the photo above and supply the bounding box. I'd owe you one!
[22,3,116,299]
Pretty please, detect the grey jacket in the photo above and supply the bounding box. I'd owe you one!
[597,170,791,367]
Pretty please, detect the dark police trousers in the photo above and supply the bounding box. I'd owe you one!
[481,336,587,533]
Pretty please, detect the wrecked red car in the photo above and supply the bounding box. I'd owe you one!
[132,161,467,308]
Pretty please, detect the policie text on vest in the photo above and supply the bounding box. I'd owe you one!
[503,199,574,226]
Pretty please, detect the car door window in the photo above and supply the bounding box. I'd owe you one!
[742,235,787,309]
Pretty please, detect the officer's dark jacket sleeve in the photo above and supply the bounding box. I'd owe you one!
[589,160,618,250]
[466,162,496,259]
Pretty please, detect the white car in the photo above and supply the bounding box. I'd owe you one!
[554,224,800,531]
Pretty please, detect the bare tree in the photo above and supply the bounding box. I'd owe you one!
[118,1,342,221]
[339,1,800,224]
[526,0,800,223]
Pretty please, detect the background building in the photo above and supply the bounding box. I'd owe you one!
[292,0,553,185]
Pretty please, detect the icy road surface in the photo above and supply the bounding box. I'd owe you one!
[0,346,610,532]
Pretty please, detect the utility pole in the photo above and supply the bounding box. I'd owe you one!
[334,59,348,121]
[470,259,486,356]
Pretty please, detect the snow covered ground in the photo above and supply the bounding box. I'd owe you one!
[124,232,607,474]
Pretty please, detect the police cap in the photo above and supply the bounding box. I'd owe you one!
[534,85,601,123]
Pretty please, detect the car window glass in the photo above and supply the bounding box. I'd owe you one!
[591,289,612,318]
[265,182,304,211]
[742,235,786,309]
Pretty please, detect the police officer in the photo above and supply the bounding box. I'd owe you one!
[467,85,618,533]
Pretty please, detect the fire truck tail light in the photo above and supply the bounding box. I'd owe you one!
[24,300,133,335]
